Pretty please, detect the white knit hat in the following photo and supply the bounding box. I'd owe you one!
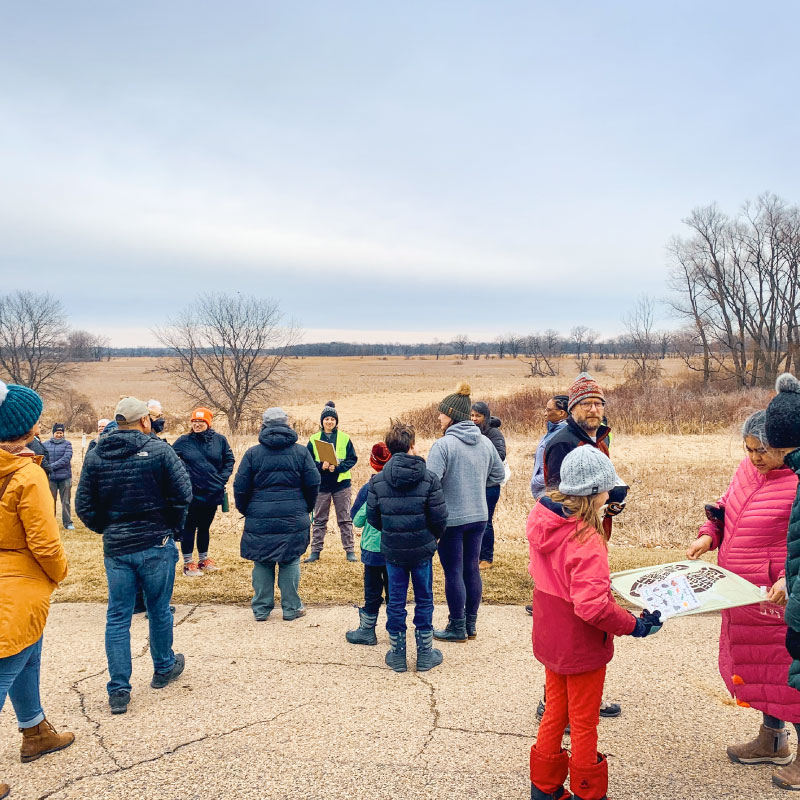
[558,446,625,496]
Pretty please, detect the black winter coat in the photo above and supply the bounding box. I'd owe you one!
[366,452,448,567]
[27,437,51,478]
[75,430,193,557]
[172,429,235,506]
[483,417,507,461]
[235,423,321,563]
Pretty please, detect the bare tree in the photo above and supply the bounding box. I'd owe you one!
[68,330,111,362]
[623,295,661,384]
[452,334,470,359]
[520,332,560,377]
[494,336,507,359]
[432,338,444,360]
[154,293,300,433]
[0,291,73,394]
[506,333,523,359]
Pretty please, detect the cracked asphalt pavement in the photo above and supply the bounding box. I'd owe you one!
[0,605,793,799]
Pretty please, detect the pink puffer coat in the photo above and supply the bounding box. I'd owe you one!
[697,457,800,721]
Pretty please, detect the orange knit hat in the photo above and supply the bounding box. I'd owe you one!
[191,407,213,427]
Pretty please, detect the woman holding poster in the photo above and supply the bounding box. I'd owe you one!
[688,410,800,788]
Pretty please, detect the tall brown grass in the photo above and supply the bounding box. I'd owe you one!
[402,383,774,437]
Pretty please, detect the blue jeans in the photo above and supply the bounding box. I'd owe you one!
[437,521,485,618]
[479,484,501,563]
[385,559,434,634]
[0,638,45,728]
[251,558,302,619]
[104,539,179,695]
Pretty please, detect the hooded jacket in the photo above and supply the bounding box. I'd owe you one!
[172,428,235,506]
[780,450,800,690]
[234,422,321,563]
[426,421,505,527]
[531,420,568,499]
[75,429,193,556]
[42,436,73,481]
[543,416,611,491]
[0,448,69,658]
[695,456,800,720]
[527,496,636,674]
[366,452,448,567]
[27,436,51,479]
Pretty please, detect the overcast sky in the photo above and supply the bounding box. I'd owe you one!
[2,1,798,346]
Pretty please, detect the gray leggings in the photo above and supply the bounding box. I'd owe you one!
[763,713,800,737]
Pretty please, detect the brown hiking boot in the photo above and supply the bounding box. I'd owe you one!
[0,782,9,799]
[774,756,800,790]
[19,719,75,763]
[727,724,792,766]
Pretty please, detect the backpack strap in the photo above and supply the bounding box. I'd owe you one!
[0,469,20,500]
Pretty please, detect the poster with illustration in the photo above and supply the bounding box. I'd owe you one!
[611,560,763,617]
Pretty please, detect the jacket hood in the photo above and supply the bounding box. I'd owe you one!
[489,416,501,429]
[0,447,35,477]
[547,419,568,434]
[383,452,428,490]
[94,429,153,460]
[445,420,482,445]
[529,497,575,554]
[258,423,299,449]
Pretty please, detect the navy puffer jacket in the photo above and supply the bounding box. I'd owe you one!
[172,429,235,506]
[75,430,193,557]
[42,437,72,481]
[366,452,448,567]
[234,423,321,563]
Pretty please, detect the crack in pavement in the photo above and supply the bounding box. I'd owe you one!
[37,700,314,800]
[413,673,440,765]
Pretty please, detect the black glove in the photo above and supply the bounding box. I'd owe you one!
[786,628,800,660]
[629,609,663,638]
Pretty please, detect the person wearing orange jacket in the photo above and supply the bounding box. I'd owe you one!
[0,380,73,799]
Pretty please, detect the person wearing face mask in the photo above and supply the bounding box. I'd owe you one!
[172,408,235,577]
[304,402,359,563]
[147,400,167,441]
[687,410,800,790]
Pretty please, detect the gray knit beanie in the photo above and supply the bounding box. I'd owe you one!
[262,407,289,426]
[766,373,800,448]
[558,446,622,496]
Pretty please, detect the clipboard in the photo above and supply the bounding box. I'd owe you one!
[313,439,338,466]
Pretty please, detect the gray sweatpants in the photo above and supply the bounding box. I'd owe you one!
[49,478,72,527]
[310,488,354,553]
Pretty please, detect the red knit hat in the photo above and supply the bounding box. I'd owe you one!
[369,442,392,472]
[568,372,605,412]
[191,407,213,427]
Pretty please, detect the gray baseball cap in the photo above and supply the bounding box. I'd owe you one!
[114,396,150,423]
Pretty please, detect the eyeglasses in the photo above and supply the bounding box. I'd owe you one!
[577,400,605,410]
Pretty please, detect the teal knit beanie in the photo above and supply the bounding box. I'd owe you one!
[0,380,43,442]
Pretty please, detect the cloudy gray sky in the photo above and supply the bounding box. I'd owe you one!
[2,1,798,346]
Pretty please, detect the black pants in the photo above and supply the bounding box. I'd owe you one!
[181,500,217,557]
[363,564,390,615]
[479,484,501,563]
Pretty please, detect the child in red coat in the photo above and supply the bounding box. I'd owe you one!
[527,446,663,800]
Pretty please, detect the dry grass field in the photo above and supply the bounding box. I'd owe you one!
[54,359,742,603]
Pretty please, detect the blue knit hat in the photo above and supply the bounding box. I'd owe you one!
[0,380,43,442]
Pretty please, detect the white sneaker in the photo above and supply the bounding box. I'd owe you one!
[183,562,203,577]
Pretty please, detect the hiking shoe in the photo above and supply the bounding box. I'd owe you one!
[150,653,185,689]
[774,756,800,790]
[433,616,467,643]
[303,552,320,563]
[0,781,9,799]
[479,560,492,570]
[183,562,203,577]
[283,608,307,621]
[728,724,792,765]
[346,551,358,562]
[19,720,75,762]
[599,700,622,718]
[198,558,219,572]
[65,524,75,531]
[108,690,130,715]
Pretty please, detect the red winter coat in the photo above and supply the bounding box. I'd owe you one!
[697,457,800,721]
[527,497,636,674]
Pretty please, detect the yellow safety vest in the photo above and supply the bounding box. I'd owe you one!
[309,431,352,482]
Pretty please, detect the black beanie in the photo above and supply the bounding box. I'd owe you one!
[766,373,800,448]
[52,422,65,433]
[320,401,338,425]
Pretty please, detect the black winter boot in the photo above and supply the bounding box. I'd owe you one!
[345,609,378,646]
[466,613,478,639]
[385,631,408,672]
[415,629,443,672]
[433,616,467,642]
